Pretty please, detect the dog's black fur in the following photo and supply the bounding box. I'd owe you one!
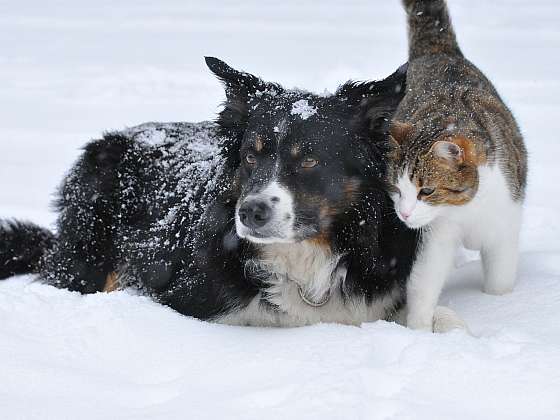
[0,58,418,326]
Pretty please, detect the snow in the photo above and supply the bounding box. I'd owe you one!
[1,0,560,419]
[291,99,318,120]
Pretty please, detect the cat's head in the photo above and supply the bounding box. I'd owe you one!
[387,121,483,229]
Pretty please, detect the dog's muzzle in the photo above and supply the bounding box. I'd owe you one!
[235,181,295,244]
[238,199,272,230]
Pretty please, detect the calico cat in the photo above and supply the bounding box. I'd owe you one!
[388,0,528,330]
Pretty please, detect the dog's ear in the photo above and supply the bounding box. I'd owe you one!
[205,57,283,142]
[337,63,408,141]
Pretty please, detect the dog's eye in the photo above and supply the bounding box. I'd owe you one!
[301,158,318,168]
[246,153,257,165]
[418,187,435,197]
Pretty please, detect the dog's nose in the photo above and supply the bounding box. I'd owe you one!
[238,200,272,229]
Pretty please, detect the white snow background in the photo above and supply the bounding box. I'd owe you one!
[1,1,560,419]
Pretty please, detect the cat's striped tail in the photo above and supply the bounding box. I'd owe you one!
[403,0,463,60]
[0,220,54,279]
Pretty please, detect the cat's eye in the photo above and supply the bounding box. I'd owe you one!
[301,157,318,168]
[418,187,435,197]
[246,153,257,165]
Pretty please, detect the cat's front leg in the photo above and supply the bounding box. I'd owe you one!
[406,223,459,330]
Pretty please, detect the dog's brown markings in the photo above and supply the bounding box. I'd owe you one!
[306,232,332,252]
[298,184,364,249]
[103,272,119,293]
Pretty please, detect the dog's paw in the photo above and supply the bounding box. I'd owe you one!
[432,306,470,334]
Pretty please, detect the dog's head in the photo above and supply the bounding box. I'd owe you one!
[206,57,406,244]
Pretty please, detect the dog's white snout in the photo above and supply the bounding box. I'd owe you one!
[235,181,296,244]
[238,199,273,229]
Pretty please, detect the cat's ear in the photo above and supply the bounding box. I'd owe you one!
[205,57,283,140]
[432,140,464,164]
[389,121,414,146]
[432,137,481,166]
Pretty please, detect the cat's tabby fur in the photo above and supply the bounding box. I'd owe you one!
[389,0,528,330]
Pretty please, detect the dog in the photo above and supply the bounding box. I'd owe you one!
[0,57,465,330]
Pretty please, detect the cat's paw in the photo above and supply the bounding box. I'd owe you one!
[483,283,514,296]
[406,313,433,331]
[432,306,470,334]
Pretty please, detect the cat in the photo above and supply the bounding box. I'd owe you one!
[387,0,528,330]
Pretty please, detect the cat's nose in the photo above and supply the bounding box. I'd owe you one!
[400,210,411,220]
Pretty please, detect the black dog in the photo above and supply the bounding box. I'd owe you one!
[0,58,421,327]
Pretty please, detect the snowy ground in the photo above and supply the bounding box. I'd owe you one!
[1,1,560,419]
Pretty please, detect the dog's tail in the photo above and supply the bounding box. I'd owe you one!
[403,0,463,61]
[0,220,55,280]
